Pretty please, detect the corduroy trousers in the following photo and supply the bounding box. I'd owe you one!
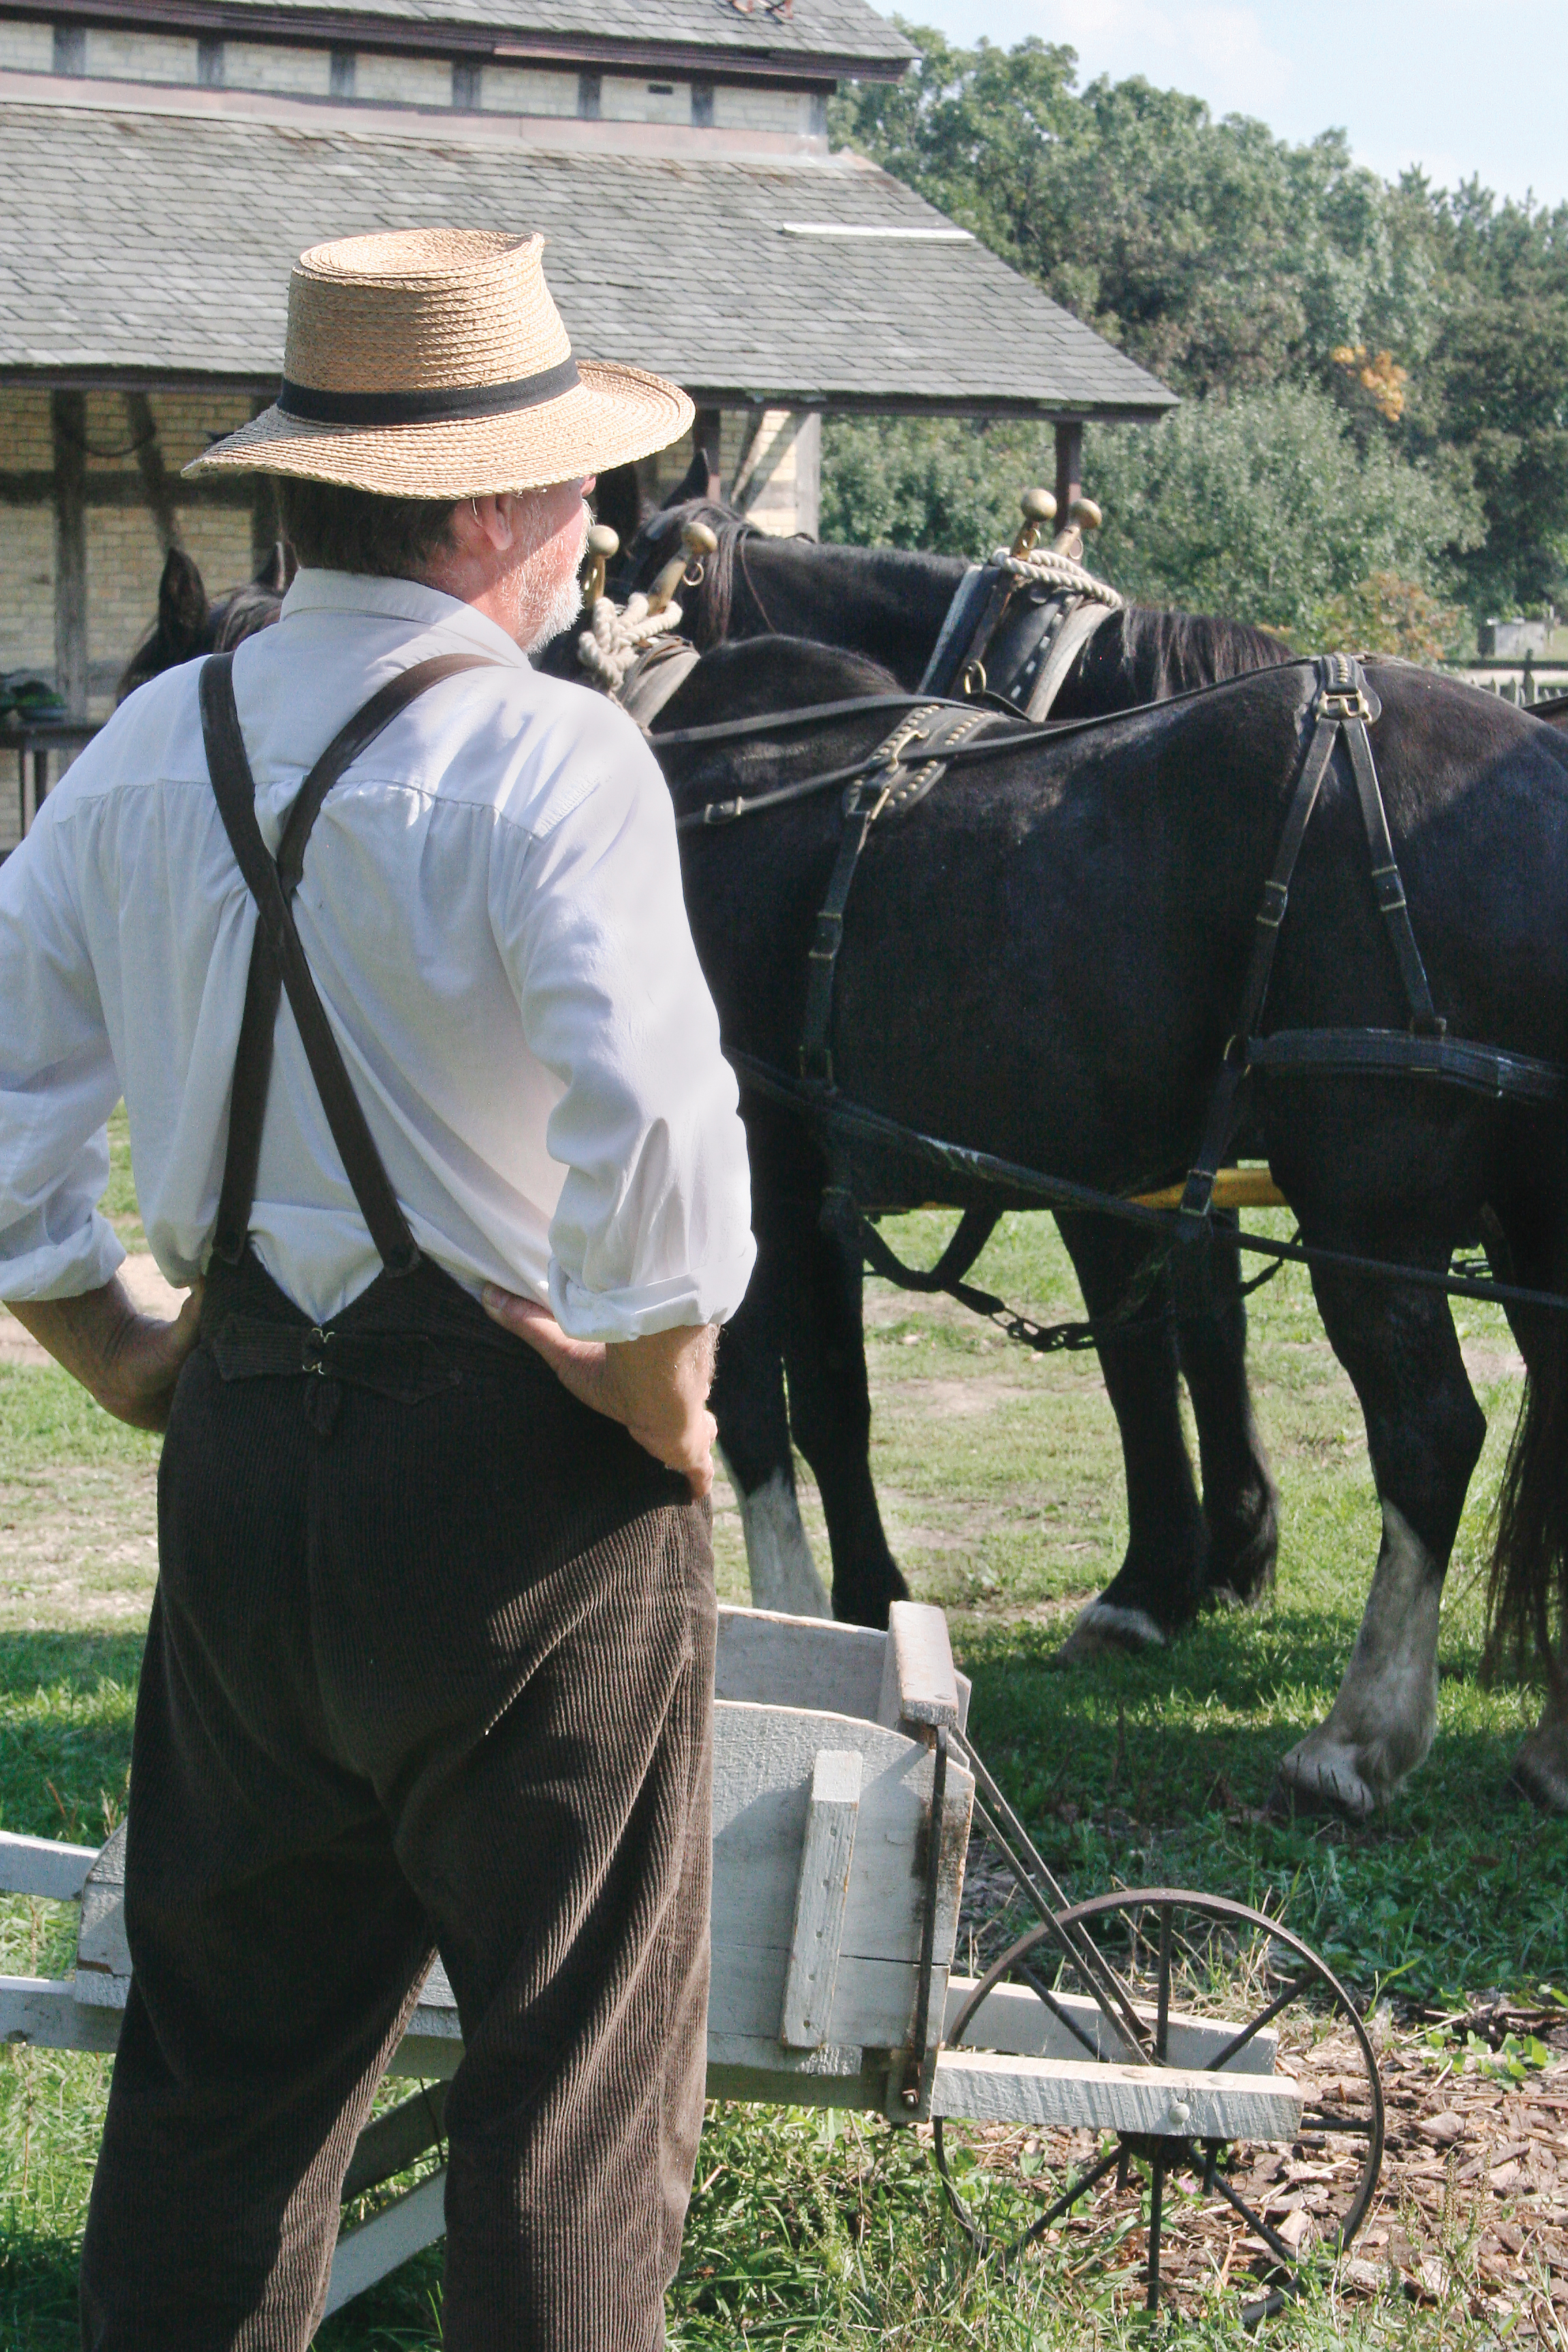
[78,1250,717,2352]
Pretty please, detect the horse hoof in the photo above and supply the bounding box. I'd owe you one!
[1271,1743,1379,1824]
[1055,1601,1166,1665]
[1507,1735,1568,1813]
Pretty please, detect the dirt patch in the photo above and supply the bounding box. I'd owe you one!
[904,1376,1036,1420]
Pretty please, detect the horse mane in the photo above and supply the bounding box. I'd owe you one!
[1083,605,1294,702]
[629,499,761,650]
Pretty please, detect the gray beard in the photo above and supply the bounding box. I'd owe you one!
[523,502,590,654]
[526,563,585,655]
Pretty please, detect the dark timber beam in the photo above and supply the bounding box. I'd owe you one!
[122,391,180,553]
[50,391,88,721]
[1054,419,1083,522]
[691,408,723,500]
[0,472,252,508]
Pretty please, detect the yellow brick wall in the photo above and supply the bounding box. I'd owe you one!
[480,63,578,116]
[0,19,52,72]
[712,86,815,133]
[225,41,333,97]
[600,75,689,125]
[83,28,199,82]
[355,50,453,107]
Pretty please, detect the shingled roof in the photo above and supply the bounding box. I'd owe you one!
[0,95,1174,418]
[50,0,915,74]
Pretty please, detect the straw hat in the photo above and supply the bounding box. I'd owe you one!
[186,227,693,497]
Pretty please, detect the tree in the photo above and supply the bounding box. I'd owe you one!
[821,388,1478,649]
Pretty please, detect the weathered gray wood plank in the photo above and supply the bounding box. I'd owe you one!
[715,1606,884,1721]
[322,2169,448,2316]
[780,1748,861,2049]
[877,1602,960,1734]
[943,1978,1279,2074]
[931,2047,1302,2140]
[0,1831,98,1902]
[0,1973,121,2054]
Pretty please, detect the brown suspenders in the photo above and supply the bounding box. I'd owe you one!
[197,651,500,1277]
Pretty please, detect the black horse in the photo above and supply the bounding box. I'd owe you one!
[619,493,1294,1662]
[116,542,291,703]
[654,634,1568,1816]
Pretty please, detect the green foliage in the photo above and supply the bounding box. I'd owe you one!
[821,389,1477,644]
[827,26,1568,625]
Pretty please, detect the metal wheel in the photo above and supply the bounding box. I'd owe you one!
[933,1889,1384,2323]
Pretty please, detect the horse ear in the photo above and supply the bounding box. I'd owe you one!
[662,446,711,509]
[252,538,293,595]
[593,464,644,549]
[157,544,208,657]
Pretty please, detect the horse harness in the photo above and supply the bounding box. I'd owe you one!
[919,551,1122,719]
[657,651,1568,1324]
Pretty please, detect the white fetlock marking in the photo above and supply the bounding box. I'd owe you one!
[721,1454,831,1620]
[1059,1601,1167,1656]
[1279,1499,1441,1811]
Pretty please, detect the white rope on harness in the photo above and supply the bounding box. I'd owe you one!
[576,591,685,697]
[991,545,1125,610]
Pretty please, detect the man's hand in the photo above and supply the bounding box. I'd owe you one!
[483,1288,718,1499]
[7,1276,204,1432]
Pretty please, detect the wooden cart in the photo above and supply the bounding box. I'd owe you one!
[0,1601,1382,2319]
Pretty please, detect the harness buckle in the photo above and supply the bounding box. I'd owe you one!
[1318,685,1373,722]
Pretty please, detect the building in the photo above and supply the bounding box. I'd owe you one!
[0,0,1175,848]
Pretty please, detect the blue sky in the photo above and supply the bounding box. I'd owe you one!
[874,0,1565,210]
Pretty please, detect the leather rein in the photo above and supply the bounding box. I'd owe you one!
[659,650,1568,1326]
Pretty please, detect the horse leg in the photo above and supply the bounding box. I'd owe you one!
[1054,1213,1211,1657]
[778,1213,909,1630]
[1480,1196,1568,1811]
[710,1264,831,1619]
[1276,1258,1484,1818]
[1176,1214,1280,1608]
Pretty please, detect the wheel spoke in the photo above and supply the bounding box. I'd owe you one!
[1298,2110,1377,2136]
[1013,2141,1126,2257]
[1206,1965,1313,2074]
[1154,1905,1173,2063]
[1207,2166,1302,2271]
[1146,2157,1166,2310]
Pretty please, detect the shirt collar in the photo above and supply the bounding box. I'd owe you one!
[278,568,534,671]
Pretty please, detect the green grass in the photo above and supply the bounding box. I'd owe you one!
[2,1132,1565,2345]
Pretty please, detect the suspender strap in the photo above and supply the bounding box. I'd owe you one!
[199,651,499,1275]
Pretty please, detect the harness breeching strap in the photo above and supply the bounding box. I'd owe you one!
[199,651,500,1275]
[1176,653,1435,1237]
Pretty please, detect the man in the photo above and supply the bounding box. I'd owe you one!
[0,227,754,2349]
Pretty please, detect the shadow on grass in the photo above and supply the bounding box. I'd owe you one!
[0,2220,84,2351]
[958,1609,1568,2004]
[0,1632,142,1845]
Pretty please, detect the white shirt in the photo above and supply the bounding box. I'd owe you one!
[0,569,755,1337]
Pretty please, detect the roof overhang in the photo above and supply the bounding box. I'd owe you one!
[10,0,913,82]
[0,93,1177,422]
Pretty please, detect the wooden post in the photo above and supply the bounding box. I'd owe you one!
[692,407,723,500]
[794,410,821,540]
[123,392,179,555]
[1054,419,1083,523]
[51,390,88,723]
[248,399,280,574]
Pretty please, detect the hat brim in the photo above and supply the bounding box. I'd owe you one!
[183,361,693,495]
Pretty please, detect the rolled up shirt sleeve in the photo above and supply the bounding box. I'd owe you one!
[0,802,125,1302]
[492,725,755,1343]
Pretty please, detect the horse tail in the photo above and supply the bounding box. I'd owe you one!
[1487,1161,1568,1701]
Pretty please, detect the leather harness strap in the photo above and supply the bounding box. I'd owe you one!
[1177,653,1435,1233]
[199,651,500,1277]
[798,702,997,1092]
